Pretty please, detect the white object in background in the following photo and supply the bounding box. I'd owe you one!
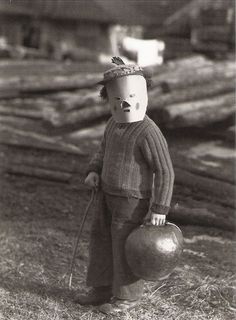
[123,37,165,67]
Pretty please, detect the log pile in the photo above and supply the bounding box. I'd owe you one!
[0,56,235,230]
[0,55,234,130]
[44,57,236,129]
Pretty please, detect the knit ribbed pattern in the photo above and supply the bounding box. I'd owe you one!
[88,115,175,214]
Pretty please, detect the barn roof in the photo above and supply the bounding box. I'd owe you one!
[163,0,234,35]
[0,0,191,26]
[165,0,234,25]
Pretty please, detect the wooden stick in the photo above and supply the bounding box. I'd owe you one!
[69,189,95,288]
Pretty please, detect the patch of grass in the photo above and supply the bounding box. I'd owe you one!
[0,175,235,319]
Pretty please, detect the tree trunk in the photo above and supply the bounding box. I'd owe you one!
[171,151,234,184]
[44,103,110,127]
[0,73,101,95]
[169,197,235,231]
[3,163,72,182]
[148,77,235,110]
[0,124,86,155]
[0,144,89,178]
[20,74,101,93]
[0,104,43,119]
[49,89,101,112]
[144,54,213,77]
[42,91,105,125]
[174,167,235,208]
[151,60,236,91]
[0,88,20,99]
[162,92,235,127]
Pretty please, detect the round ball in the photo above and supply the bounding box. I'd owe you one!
[125,222,183,281]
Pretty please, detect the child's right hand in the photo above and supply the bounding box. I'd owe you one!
[84,172,100,189]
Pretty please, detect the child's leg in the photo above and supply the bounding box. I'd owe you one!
[105,194,150,301]
[86,191,113,288]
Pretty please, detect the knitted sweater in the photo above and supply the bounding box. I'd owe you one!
[87,115,175,215]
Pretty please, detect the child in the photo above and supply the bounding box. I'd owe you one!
[76,57,174,315]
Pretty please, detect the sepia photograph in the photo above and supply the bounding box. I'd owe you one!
[0,0,235,319]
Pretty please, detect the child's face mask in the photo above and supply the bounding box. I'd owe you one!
[106,75,148,123]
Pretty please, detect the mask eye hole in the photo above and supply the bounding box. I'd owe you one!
[115,97,121,100]
[129,94,135,98]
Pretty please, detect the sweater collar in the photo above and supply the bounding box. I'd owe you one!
[114,116,147,129]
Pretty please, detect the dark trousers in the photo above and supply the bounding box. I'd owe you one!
[86,191,150,300]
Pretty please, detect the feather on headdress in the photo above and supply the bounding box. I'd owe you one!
[111,57,125,65]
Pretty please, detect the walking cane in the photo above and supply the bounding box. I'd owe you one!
[68,188,96,289]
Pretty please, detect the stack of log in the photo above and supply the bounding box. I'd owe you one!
[57,56,233,129]
[168,134,235,231]
[148,58,235,128]
[40,55,235,130]
[0,55,234,131]
[0,54,234,157]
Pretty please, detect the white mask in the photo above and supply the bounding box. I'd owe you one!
[106,75,148,123]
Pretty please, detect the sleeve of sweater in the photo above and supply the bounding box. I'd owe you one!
[140,126,175,215]
[86,134,106,175]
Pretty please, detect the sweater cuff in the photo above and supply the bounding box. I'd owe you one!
[150,203,170,215]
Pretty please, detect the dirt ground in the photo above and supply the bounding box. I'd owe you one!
[0,164,235,320]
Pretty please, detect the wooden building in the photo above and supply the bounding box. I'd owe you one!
[0,0,114,55]
[0,0,191,58]
[144,0,235,59]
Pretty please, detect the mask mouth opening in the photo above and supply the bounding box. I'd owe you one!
[121,100,131,113]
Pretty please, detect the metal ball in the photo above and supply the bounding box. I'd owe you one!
[125,222,184,281]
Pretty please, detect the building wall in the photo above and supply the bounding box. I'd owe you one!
[39,19,111,58]
[0,14,28,45]
[0,14,111,56]
[76,21,110,52]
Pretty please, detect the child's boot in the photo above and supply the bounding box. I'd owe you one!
[99,297,139,314]
[74,286,112,306]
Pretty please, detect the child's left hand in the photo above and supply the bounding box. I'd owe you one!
[150,213,166,226]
